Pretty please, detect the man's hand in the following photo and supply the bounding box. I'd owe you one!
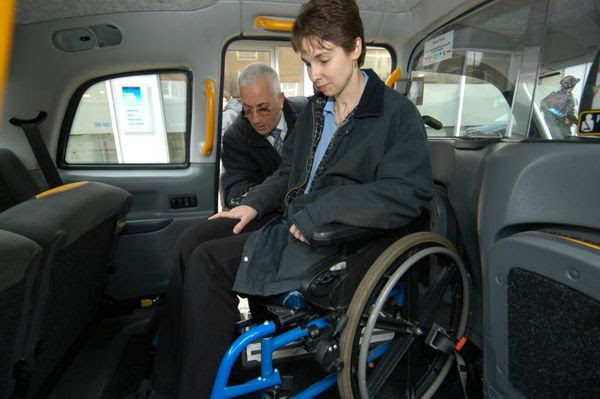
[289,224,308,244]
[209,205,258,234]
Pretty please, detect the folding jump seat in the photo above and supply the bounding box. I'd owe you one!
[0,180,131,397]
[0,230,43,399]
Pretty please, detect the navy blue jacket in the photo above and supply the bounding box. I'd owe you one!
[235,70,433,296]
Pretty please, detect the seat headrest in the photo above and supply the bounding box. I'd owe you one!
[0,149,39,212]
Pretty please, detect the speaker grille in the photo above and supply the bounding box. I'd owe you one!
[508,268,600,398]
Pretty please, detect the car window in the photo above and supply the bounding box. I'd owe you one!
[407,0,600,140]
[533,0,598,139]
[223,42,393,100]
[64,71,190,164]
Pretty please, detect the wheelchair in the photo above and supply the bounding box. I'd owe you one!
[210,201,471,399]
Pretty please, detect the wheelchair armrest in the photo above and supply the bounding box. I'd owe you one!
[310,223,385,246]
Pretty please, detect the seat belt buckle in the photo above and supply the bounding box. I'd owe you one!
[425,323,456,354]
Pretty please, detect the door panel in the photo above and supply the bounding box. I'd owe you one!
[61,163,217,299]
[479,142,600,398]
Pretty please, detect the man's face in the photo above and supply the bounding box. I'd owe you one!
[239,77,284,136]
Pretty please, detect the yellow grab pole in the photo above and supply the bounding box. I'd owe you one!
[0,0,16,113]
[385,67,402,87]
[201,79,216,156]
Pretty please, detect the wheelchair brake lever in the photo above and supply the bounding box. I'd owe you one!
[333,314,348,337]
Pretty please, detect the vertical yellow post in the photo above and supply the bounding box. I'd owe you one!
[0,0,16,113]
[202,79,216,156]
[385,68,402,88]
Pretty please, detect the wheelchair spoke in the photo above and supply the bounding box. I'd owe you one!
[338,234,471,399]
[366,335,416,397]
[417,265,456,325]
[374,317,422,334]
[359,314,422,335]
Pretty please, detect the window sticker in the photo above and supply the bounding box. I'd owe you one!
[423,31,453,66]
[578,110,600,136]
[121,86,152,133]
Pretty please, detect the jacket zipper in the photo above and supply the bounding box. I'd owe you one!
[284,104,318,204]
[308,114,353,190]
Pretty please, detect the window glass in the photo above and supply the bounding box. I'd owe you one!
[363,47,393,81]
[408,0,600,140]
[533,0,598,139]
[223,43,392,102]
[408,0,531,138]
[277,46,305,97]
[65,71,189,164]
[223,50,271,98]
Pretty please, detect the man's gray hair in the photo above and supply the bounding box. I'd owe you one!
[238,62,281,98]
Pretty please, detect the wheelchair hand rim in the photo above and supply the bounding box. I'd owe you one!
[357,245,470,399]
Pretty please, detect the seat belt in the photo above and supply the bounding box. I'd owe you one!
[425,323,481,398]
[9,111,63,188]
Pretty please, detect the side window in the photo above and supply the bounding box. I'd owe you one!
[533,0,599,139]
[64,71,189,164]
[407,0,531,139]
[407,0,600,141]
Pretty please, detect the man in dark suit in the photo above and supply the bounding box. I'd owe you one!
[221,62,307,208]
[149,63,307,399]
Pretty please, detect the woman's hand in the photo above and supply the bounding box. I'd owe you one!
[209,205,258,234]
[289,224,308,244]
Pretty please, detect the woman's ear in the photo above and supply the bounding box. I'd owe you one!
[351,37,362,61]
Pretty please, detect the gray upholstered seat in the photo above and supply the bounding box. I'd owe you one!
[0,181,131,397]
[0,229,42,398]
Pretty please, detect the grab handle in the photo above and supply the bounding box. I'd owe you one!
[255,16,294,32]
[385,67,402,87]
[202,79,216,156]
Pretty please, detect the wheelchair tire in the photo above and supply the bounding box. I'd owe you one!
[337,232,470,399]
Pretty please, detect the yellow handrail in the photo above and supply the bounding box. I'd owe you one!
[255,16,294,32]
[202,79,216,156]
[0,0,16,113]
[385,67,402,87]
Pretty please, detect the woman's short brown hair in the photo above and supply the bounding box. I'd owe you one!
[291,0,366,66]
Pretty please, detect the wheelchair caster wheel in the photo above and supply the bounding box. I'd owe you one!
[337,232,470,399]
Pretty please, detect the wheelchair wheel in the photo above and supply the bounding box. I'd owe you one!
[338,232,470,399]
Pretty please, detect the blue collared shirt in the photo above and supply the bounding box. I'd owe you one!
[305,72,368,193]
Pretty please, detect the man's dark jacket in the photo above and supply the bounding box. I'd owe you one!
[234,69,434,296]
[221,97,308,208]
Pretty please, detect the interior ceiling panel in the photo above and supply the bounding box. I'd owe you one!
[16,0,220,25]
[16,0,421,25]
[244,0,421,13]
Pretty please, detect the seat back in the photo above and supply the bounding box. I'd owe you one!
[0,230,42,398]
[0,181,131,397]
[0,148,39,212]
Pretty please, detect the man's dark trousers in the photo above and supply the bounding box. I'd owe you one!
[151,215,275,398]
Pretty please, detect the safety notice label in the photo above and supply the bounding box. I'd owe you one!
[424,31,453,66]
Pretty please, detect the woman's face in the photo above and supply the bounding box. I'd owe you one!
[300,37,361,98]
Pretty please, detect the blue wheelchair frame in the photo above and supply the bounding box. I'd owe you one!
[210,285,405,398]
[210,317,336,399]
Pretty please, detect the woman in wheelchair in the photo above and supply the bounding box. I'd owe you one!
[150,0,470,398]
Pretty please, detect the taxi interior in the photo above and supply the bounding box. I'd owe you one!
[0,0,599,398]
